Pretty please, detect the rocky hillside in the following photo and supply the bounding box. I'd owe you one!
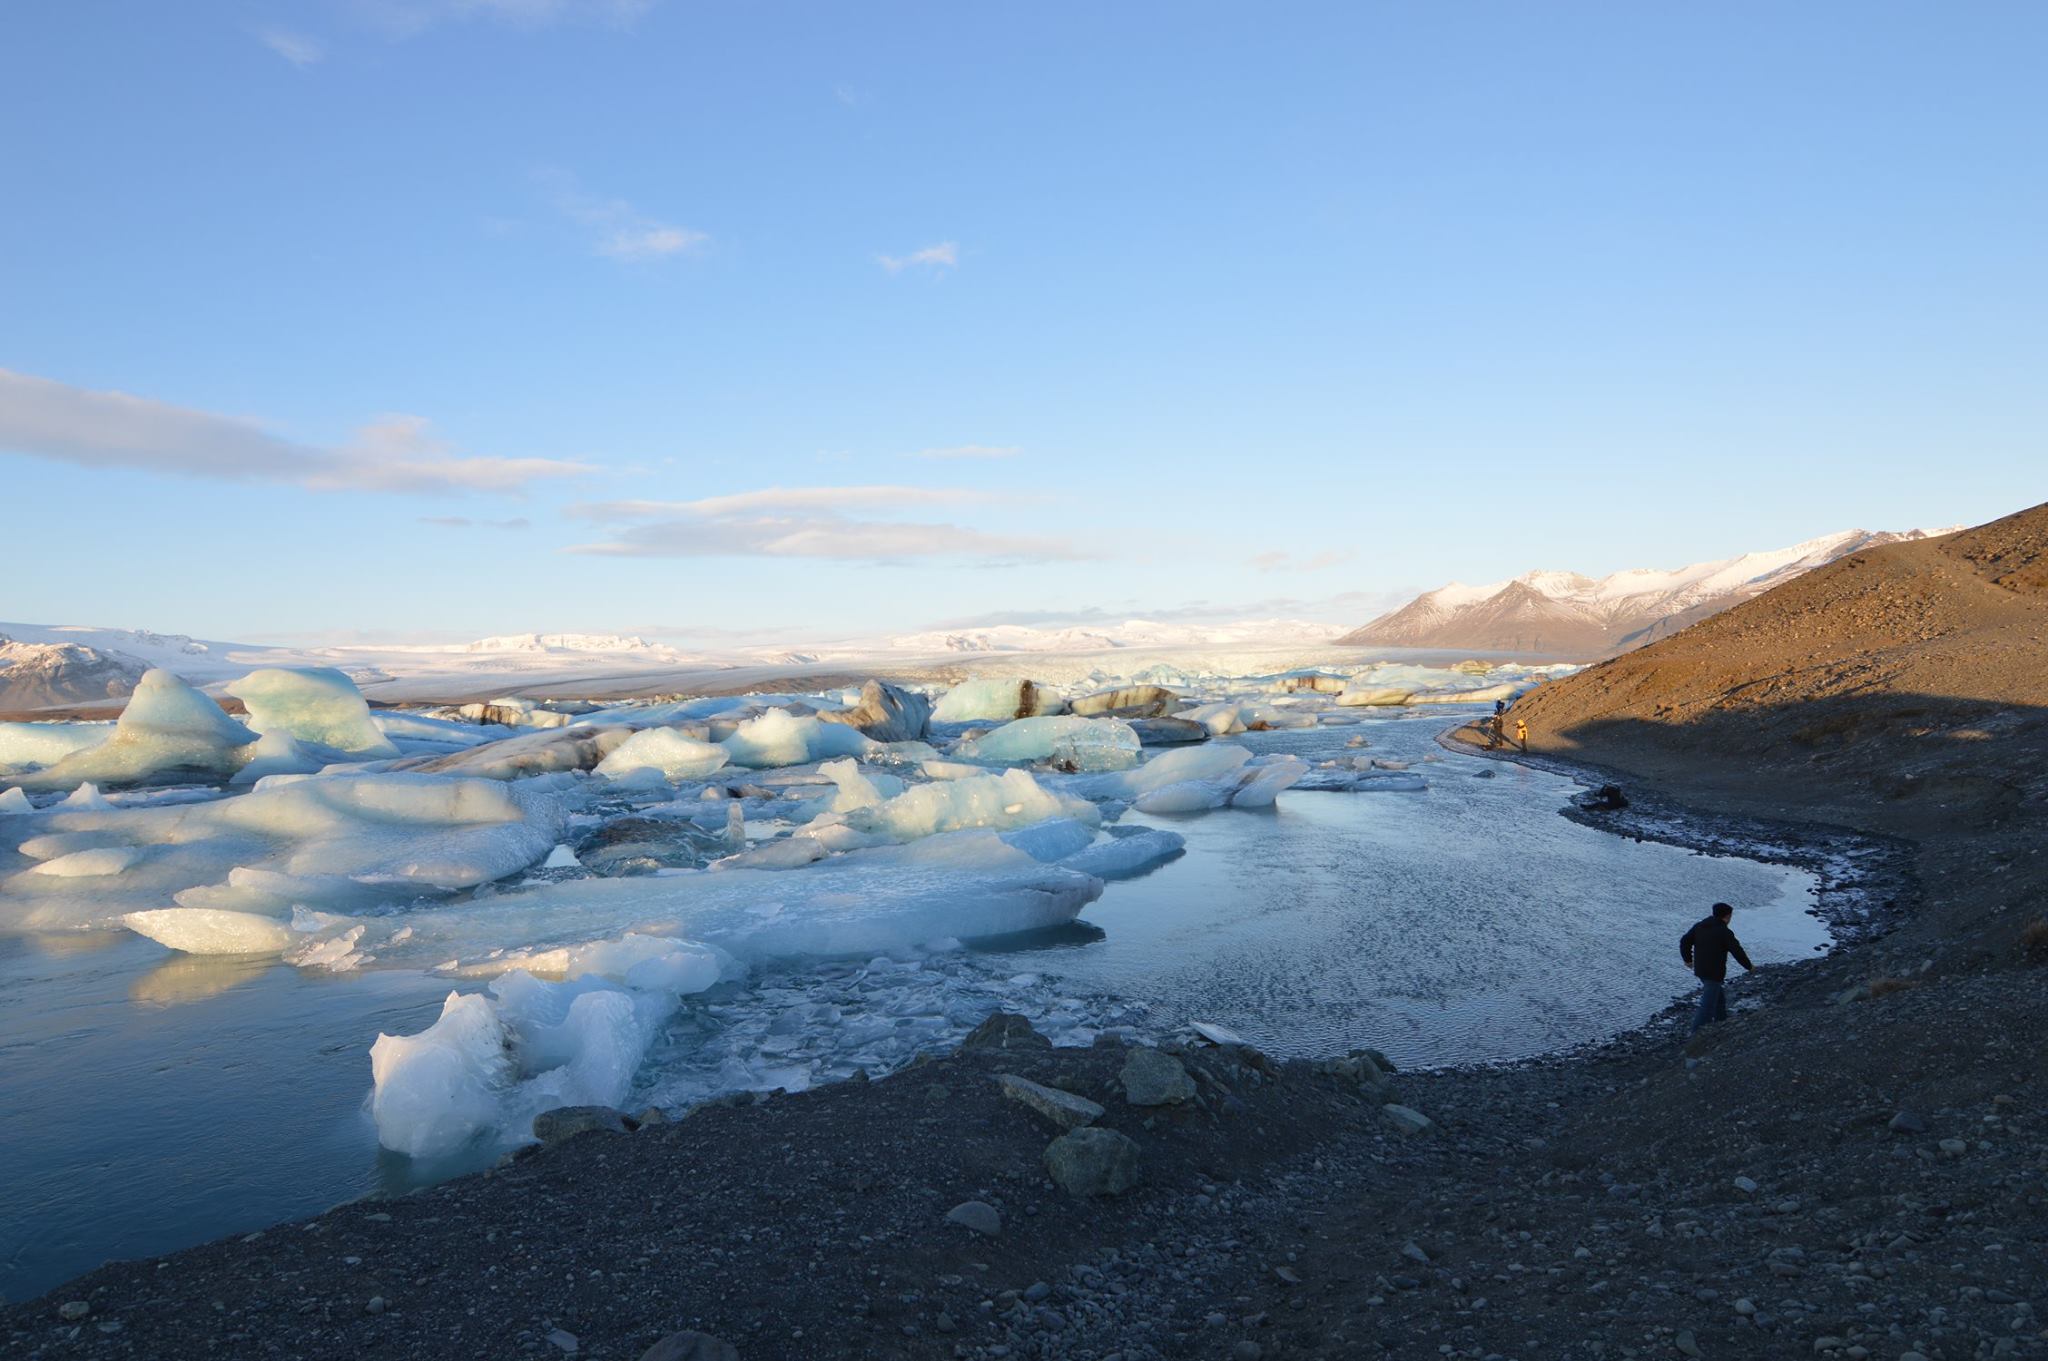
[0,636,147,711]
[1508,501,2048,842]
[1342,528,1948,657]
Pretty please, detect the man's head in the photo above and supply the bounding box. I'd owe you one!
[1712,902,1734,921]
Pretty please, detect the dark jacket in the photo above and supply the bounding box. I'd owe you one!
[1680,915,1753,982]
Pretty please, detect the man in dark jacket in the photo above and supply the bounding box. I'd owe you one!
[1680,902,1754,1037]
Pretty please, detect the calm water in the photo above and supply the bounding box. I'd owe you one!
[0,710,1826,1301]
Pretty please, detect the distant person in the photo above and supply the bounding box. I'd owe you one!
[1679,902,1754,1037]
[1489,699,1506,748]
[1514,717,1528,751]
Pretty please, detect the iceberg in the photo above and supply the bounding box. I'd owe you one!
[1131,755,1309,814]
[952,715,1140,770]
[222,668,400,757]
[818,679,932,744]
[400,724,634,780]
[930,678,1064,723]
[593,726,731,781]
[0,721,111,772]
[1060,828,1186,880]
[11,670,255,790]
[812,769,1101,850]
[720,709,878,769]
[4,771,564,935]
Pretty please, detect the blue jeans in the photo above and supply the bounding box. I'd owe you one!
[1689,978,1727,1037]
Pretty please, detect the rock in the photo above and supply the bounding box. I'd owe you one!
[1381,1103,1434,1135]
[997,1073,1104,1130]
[1120,1047,1196,1106]
[365,1296,386,1315]
[960,1012,1052,1052]
[1887,1110,1928,1134]
[532,1105,631,1143]
[639,1331,740,1361]
[1230,1343,1264,1360]
[1127,717,1210,746]
[819,679,932,744]
[547,1328,580,1355]
[945,1200,1002,1236]
[1070,685,1179,719]
[635,1106,669,1127]
[1733,1175,1759,1194]
[1572,783,1628,811]
[1044,1126,1143,1197]
[1273,1265,1301,1285]
[1938,1137,1967,1156]
[1733,1298,1755,1315]
[1400,1240,1431,1264]
[1675,1330,1703,1357]
[1314,1051,1389,1090]
[58,1301,89,1321]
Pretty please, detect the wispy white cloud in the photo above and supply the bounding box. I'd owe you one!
[419,515,533,529]
[909,444,1018,461]
[878,241,959,274]
[567,485,993,520]
[538,169,705,262]
[0,369,593,496]
[1247,548,1356,573]
[566,483,1086,562]
[355,0,656,37]
[256,27,324,65]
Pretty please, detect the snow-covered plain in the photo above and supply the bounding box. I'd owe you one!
[0,653,1569,1159]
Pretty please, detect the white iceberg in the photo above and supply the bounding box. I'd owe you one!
[593,726,731,781]
[952,716,1140,770]
[222,667,400,757]
[720,709,878,769]
[930,678,1063,723]
[12,670,255,790]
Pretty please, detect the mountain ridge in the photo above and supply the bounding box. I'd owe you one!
[1339,526,1958,657]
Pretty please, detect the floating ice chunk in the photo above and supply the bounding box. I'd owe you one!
[998,817,1101,863]
[0,721,110,771]
[122,907,296,955]
[1409,681,1520,705]
[309,836,1102,975]
[4,771,563,935]
[229,731,329,784]
[1176,702,1246,736]
[819,769,1100,849]
[460,932,728,991]
[714,836,829,871]
[1064,743,1254,801]
[13,670,255,790]
[402,724,633,780]
[1059,829,1186,880]
[223,668,400,757]
[1336,686,1414,707]
[1132,755,1308,814]
[57,783,112,810]
[592,726,730,781]
[369,963,722,1158]
[920,759,989,780]
[542,843,582,869]
[720,710,878,768]
[930,678,1063,723]
[372,711,497,750]
[953,716,1140,770]
[0,787,33,814]
[27,845,142,877]
[807,758,905,815]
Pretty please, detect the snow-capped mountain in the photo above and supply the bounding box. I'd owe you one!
[1338,528,1959,657]
[880,618,1349,655]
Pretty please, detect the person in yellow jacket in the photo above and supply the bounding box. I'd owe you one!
[1514,717,1528,751]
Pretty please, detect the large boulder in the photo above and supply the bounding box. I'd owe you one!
[959,1011,1052,1052]
[1070,685,1180,719]
[1044,1126,1142,1197]
[820,679,932,744]
[1120,1047,1196,1106]
[997,1073,1104,1130]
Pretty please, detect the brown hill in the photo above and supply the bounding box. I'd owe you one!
[1508,500,2048,842]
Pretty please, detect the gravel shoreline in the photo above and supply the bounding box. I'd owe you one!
[6,730,2042,1361]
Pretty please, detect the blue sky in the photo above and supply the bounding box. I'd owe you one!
[2,1,2042,645]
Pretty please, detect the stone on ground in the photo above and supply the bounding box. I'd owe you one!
[960,1012,1052,1052]
[1381,1103,1434,1135]
[1045,1126,1143,1197]
[532,1106,631,1144]
[1121,1046,1196,1106]
[997,1073,1104,1130]
[640,1331,740,1361]
[944,1200,1002,1236]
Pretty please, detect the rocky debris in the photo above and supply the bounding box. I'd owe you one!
[1380,1103,1433,1135]
[401,723,634,778]
[1044,1126,1143,1197]
[1312,1049,1390,1091]
[1126,716,1210,745]
[455,700,574,728]
[1888,1109,1928,1134]
[1119,1046,1195,1106]
[57,1302,88,1321]
[958,1011,1051,1053]
[1573,782,1629,811]
[996,1074,1103,1131]
[546,1326,579,1353]
[640,1330,740,1361]
[578,815,730,874]
[818,679,931,744]
[532,1106,633,1143]
[943,1200,1002,1236]
[1069,684,1180,718]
